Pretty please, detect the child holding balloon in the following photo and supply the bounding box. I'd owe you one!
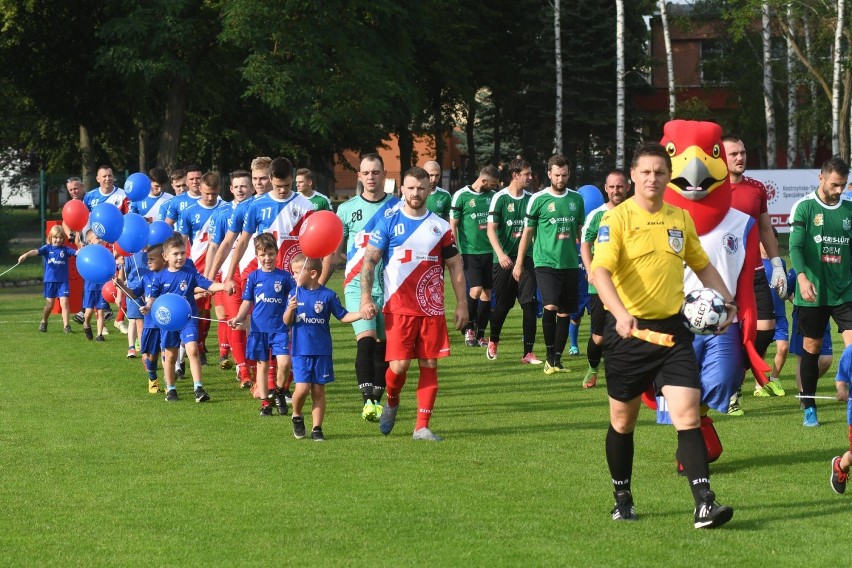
[124,245,165,394]
[142,234,226,403]
[81,230,110,342]
[17,225,77,333]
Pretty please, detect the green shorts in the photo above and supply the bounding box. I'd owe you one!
[344,286,386,339]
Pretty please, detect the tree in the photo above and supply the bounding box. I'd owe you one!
[659,0,676,119]
[616,0,626,169]
[762,3,777,167]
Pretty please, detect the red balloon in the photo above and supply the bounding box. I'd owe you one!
[113,242,132,257]
[299,210,343,258]
[101,280,117,303]
[62,199,89,232]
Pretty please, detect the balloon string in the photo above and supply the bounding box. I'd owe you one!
[0,262,20,277]
[192,316,227,323]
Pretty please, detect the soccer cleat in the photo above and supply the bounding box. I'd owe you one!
[38,322,47,333]
[240,378,253,390]
[95,335,105,342]
[611,490,637,521]
[83,326,94,341]
[282,388,293,404]
[831,456,848,494]
[753,386,770,397]
[115,319,128,334]
[803,407,819,427]
[379,404,399,435]
[64,325,73,334]
[199,351,208,366]
[568,345,580,356]
[464,329,477,347]
[311,427,325,441]
[727,395,743,416]
[101,327,109,336]
[194,386,210,403]
[259,403,273,417]
[104,309,114,321]
[219,356,234,370]
[694,490,733,529]
[148,379,160,394]
[374,402,383,419]
[412,427,443,441]
[486,341,498,360]
[583,368,598,389]
[554,362,569,373]
[127,348,138,359]
[273,390,288,416]
[165,389,179,402]
[292,415,307,439]
[521,352,543,365]
[362,400,378,421]
[478,337,488,347]
[764,380,785,397]
[543,361,559,375]
[175,362,185,379]
[73,312,85,325]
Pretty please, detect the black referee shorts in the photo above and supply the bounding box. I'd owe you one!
[603,312,700,402]
[753,269,775,321]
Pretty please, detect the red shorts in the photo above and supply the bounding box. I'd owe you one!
[384,312,450,361]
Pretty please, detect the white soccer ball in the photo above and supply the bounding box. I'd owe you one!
[681,288,728,335]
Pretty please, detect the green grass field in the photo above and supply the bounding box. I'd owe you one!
[0,277,849,567]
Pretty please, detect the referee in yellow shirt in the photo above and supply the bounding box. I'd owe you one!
[591,142,737,529]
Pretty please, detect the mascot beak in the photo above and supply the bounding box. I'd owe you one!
[668,146,727,201]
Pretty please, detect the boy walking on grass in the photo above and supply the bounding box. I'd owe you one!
[124,245,165,394]
[284,254,361,440]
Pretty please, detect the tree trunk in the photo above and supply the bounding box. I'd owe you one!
[136,117,147,173]
[616,0,625,170]
[803,14,819,166]
[762,3,777,167]
[156,75,188,171]
[786,4,797,168]
[832,0,845,156]
[659,0,676,119]
[492,95,502,165]
[79,124,95,189]
[465,96,477,178]
[553,0,563,154]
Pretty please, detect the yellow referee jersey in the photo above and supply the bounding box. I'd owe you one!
[590,198,709,319]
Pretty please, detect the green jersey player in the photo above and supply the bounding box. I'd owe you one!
[424,160,452,220]
[296,168,333,212]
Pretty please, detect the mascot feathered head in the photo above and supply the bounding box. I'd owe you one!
[660,119,731,235]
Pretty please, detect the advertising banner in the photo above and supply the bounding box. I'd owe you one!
[744,169,819,233]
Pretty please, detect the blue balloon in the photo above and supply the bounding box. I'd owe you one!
[148,220,173,247]
[76,244,117,284]
[151,293,192,332]
[117,213,149,254]
[124,172,152,202]
[578,185,605,215]
[90,202,123,242]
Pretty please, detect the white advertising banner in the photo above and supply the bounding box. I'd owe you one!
[744,169,819,233]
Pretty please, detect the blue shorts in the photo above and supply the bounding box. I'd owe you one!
[773,315,789,342]
[140,327,161,356]
[43,282,69,299]
[83,289,108,310]
[571,293,590,320]
[126,298,144,319]
[292,354,335,385]
[246,331,290,361]
[161,322,199,350]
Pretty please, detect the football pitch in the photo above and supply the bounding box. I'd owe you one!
[0,279,848,566]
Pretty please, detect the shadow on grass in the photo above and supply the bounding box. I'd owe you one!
[712,447,838,474]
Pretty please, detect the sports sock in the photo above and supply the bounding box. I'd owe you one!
[144,357,158,380]
[522,303,537,355]
[193,381,203,390]
[606,425,633,492]
[754,328,775,358]
[230,328,247,365]
[542,309,557,362]
[677,427,710,506]
[587,336,603,369]
[799,350,820,409]
[217,322,230,357]
[385,367,407,408]
[373,342,387,403]
[467,296,478,332]
[476,301,491,341]
[569,318,579,349]
[554,314,570,363]
[490,307,509,343]
[415,366,438,430]
[356,336,377,403]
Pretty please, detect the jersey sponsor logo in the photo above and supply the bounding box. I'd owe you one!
[597,226,610,243]
[47,257,66,265]
[668,229,683,254]
[296,312,325,324]
[814,213,823,226]
[822,254,842,263]
[722,232,739,255]
[314,300,324,314]
[814,235,850,245]
[416,264,445,316]
[255,292,283,304]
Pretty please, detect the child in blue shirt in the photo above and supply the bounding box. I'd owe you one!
[18,225,77,333]
[283,254,361,441]
[830,344,852,494]
[120,249,150,358]
[142,234,225,403]
[228,234,296,417]
[81,230,110,342]
[125,245,165,394]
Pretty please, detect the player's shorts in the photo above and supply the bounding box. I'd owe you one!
[589,294,605,336]
[82,289,108,310]
[535,267,579,313]
[797,302,852,338]
[492,257,537,308]
[384,312,450,361]
[790,309,833,356]
[345,286,386,339]
[292,354,335,385]
[463,253,493,289]
[126,298,144,319]
[161,322,200,350]
[571,293,590,320]
[754,269,776,321]
[773,315,789,342]
[43,281,69,299]
[603,312,700,402]
[246,330,290,360]
[140,327,161,356]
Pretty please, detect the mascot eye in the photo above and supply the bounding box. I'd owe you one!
[665,142,676,156]
[712,144,720,158]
